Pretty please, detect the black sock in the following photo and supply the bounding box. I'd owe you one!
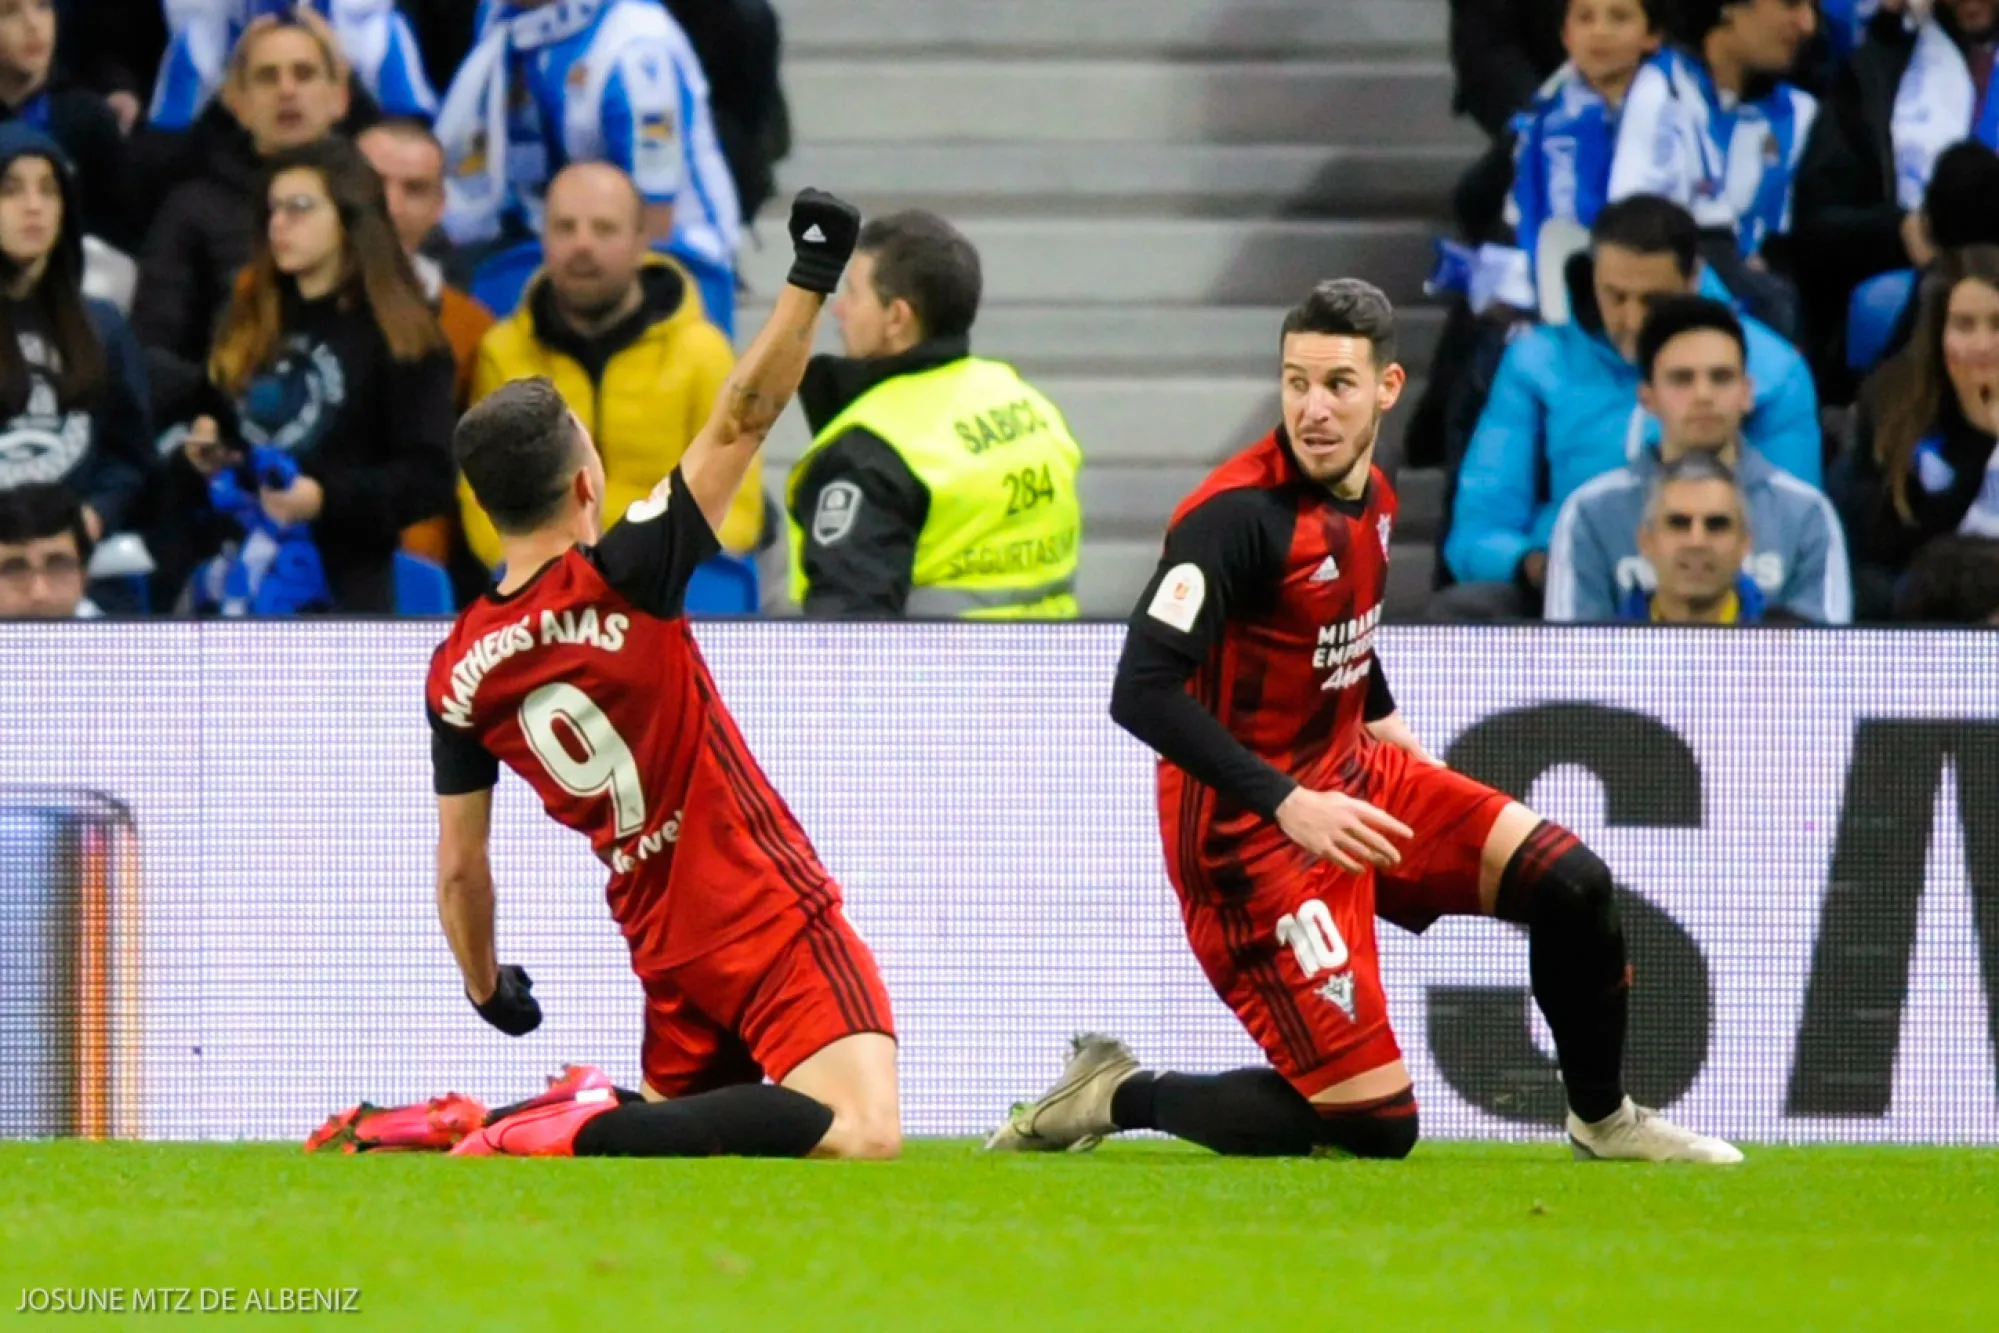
[1111,1068,1324,1157]
[1498,824,1630,1123]
[571,1084,834,1158]
[1314,1088,1420,1160]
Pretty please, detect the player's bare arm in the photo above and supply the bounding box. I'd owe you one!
[435,789,498,1001]
[675,189,862,533]
[434,785,541,1036]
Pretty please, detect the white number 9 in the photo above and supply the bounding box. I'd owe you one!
[519,683,646,837]
[1276,898,1350,978]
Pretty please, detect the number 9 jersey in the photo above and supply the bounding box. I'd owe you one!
[423,470,840,978]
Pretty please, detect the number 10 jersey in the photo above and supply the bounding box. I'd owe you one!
[424,471,839,975]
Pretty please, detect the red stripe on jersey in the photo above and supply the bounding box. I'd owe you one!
[706,731,878,1031]
[1216,896,1321,1073]
[692,677,881,1030]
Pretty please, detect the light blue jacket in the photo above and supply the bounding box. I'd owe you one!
[1544,444,1852,624]
[1443,291,1821,586]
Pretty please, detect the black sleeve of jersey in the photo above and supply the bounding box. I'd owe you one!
[428,707,500,796]
[790,427,930,618]
[1109,489,1298,821]
[1364,654,1396,723]
[591,468,723,619]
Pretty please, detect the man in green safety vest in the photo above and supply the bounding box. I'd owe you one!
[787,210,1084,618]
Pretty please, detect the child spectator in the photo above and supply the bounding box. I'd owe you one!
[155,136,453,612]
[1491,0,1668,316]
[0,125,152,544]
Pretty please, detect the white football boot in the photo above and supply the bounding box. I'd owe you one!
[1567,1097,1744,1164]
[982,1033,1141,1153]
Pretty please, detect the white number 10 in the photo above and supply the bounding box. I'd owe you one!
[519,683,646,837]
[1276,898,1350,977]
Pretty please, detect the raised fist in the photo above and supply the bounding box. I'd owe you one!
[785,187,862,295]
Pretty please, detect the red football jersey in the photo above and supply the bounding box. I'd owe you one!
[425,472,836,973]
[1122,429,1398,896]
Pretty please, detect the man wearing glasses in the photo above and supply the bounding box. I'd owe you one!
[1543,295,1852,624]
[0,483,96,619]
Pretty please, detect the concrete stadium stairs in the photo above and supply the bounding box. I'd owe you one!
[745,0,1474,615]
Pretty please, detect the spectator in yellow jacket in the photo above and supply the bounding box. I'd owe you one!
[459,161,757,569]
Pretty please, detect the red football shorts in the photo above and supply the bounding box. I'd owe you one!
[1177,740,1512,1098]
[636,900,895,1098]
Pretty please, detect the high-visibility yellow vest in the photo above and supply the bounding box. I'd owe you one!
[787,357,1083,619]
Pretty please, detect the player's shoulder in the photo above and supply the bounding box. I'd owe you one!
[1168,430,1303,531]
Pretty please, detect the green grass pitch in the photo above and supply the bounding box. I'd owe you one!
[2,1140,1993,1332]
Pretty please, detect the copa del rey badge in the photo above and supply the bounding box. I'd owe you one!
[1378,515,1394,557]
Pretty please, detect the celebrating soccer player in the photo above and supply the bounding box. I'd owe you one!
[384,189,899,1161]
[986,279,1741,1164]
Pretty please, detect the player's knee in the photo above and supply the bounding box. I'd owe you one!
[1365,1109,1420,1161]
[1314,1089,1420,1160]
[824,1111,902,1161]
[1538,838,1619,933]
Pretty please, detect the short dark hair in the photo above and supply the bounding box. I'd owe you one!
[1925,141,1999,250]
[1279,278,1398,368]
[454,378,582,535]
[858,211,982,341]
[1591,195,1701,277]
[1637,294,1748,381]
[0,482,90,561]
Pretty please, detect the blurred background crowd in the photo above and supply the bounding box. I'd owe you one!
[0,0,1993,628]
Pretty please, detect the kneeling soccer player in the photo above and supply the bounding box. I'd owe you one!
[405,189,898,1161]
[985,280,1739,1164]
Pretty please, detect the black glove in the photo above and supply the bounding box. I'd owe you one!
[785,187,862,295]
[470,964,542,1036]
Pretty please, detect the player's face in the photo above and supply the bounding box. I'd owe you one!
[833,252,911,359]
[1942,277,1999,417]
[1717,0,1816,75]
[544,170,648,320]
[0,154,60,269]
[1640,329,1753,455]
[266,166,342,278]
[0,531,84,619]
[1564,0,1656,92]
[1280,332,1406,495]
[1944,0,1999,35]
[1641,478,1748,609]
[1593,243,1692,362]
[232,28,349,155]
[357,129,445,257]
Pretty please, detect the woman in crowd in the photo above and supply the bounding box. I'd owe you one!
[1843,245,1999,621]
[0,124,152,546]
[160,134,455,613]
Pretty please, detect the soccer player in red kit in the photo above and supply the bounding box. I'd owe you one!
[986,279,1740,1163]
[417,189,900,1161]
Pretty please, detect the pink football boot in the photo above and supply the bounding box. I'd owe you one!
[449,1066,621,1158]
[305,1093,489,1154]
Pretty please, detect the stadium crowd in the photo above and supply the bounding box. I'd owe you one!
[0,0,1994,626]
[1426,0,1999,625]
